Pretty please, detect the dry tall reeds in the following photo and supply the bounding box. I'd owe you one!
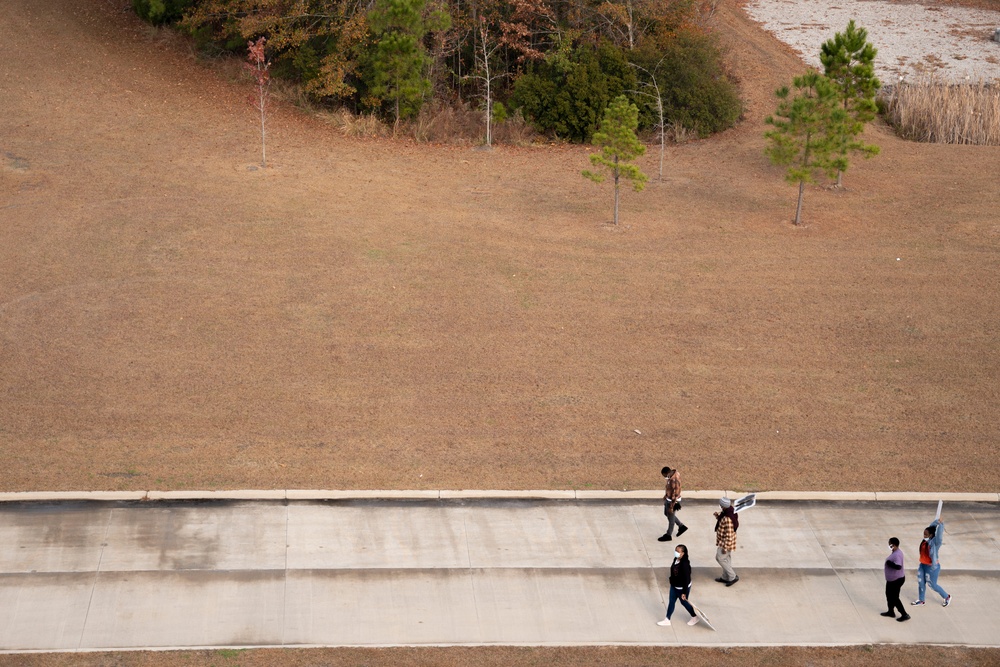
[880,74,1000,145]
[323,108,391,139]
[322,101,538,145]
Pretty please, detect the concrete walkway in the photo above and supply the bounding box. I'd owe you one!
[1,496,998,652]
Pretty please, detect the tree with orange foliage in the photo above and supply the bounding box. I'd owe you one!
[182,0,368,102]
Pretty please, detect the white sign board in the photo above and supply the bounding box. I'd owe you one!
[734,493,757,513]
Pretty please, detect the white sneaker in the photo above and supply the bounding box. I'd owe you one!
[656,618,671,626]
[687,616,700,626]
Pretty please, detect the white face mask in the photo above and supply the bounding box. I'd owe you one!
[674,551,682,560]
[923,537,930,542]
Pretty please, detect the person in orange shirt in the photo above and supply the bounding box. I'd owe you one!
[911,519,951,607]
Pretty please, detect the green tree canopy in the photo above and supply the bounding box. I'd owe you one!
[820,20,880,186]
[367,0,450,128]
[764,71,846,226]
[583,95,648,225]
[629,30,742,138]
[512,41,636,143]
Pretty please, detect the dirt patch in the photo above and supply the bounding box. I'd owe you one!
[744,0,1000,81]
[0,0,998,495]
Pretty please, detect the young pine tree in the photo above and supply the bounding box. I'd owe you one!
[583,95,648,225]
[820,20,881,187]
[764,71,846,226]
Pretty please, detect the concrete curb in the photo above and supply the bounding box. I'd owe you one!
[5,641,1000,652]
[0,490,997,503]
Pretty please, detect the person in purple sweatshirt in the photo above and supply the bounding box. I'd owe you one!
[880,537,910,622]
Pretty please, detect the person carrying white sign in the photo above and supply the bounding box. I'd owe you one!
[714,497,739,586]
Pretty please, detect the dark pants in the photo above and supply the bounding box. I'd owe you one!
[886,576,906,615]
[664,502,686,537]
[667,585,696,619]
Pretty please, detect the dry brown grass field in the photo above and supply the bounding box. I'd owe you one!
[1,0,998,496]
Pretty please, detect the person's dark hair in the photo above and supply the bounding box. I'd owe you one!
[889,537,899,547]
[661,466,672,476]
[675,544,689,560]
[926,525,936,538]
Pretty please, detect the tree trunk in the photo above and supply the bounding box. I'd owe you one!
[627,0,634,49]
[794,179,805,225]
[657,96,664,182]
[613,169,620,225]
[259,93,266,168]
[485,97,491,147]
[835,169,843,188]
[483,30,491,147]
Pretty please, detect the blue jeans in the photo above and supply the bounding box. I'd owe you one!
[917,563,948,602]
[667,585,695,619]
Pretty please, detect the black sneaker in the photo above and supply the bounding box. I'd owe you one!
[676,525,688,537]
[715,577,728,583]
[725,576,740,587]
[657,534,672,542]
[880,611,895,618]
[897,614,911,622]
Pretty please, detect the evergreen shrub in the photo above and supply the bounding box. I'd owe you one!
[630,30,742,137]
[132,0,194,25]
[511,41,636,143]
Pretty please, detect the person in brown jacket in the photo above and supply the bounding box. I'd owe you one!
[658,466,688,542]
[714,497,739,586]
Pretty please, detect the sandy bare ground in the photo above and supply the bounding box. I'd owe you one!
[0,0,998,495]
[745,0,1000,82]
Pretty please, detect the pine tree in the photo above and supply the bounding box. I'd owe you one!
[764,72,846,226]
[820,20,881,187]
[583,95,648,225]
[368,0,450,131]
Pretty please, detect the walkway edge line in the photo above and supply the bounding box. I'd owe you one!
[0,490,997,503]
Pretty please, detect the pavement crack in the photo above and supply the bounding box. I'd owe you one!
[78,505,115,649]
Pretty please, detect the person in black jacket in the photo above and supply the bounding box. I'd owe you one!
[657,544,700,626]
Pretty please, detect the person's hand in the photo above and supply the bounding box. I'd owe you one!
[681,594,687,601]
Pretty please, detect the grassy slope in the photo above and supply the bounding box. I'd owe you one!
[0,0,997,493]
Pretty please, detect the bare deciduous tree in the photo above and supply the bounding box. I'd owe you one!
[629,59,666,181]
[245,37,271,168]
[468,18,507,147]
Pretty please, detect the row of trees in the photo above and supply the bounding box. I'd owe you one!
[581,21,882,227]
[138,2,880,228]
[134,0,742,143]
